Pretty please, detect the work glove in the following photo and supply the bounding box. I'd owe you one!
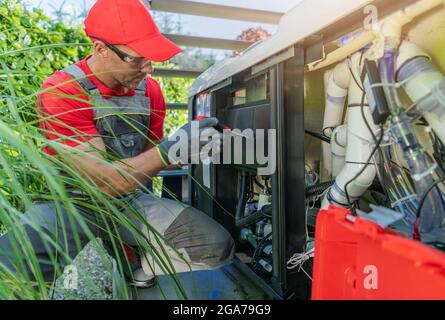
[156,117,222,166]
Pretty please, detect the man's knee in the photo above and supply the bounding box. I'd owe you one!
[204,226,235,268]
[163,206,235,268]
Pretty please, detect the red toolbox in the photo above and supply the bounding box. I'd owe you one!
[312,206,445,300]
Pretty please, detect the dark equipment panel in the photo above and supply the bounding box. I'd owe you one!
[189,45,311,300]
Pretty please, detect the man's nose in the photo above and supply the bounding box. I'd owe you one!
[140,61,153,74]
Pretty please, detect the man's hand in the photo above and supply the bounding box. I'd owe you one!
[59,137,166,197]
[156,117,221,166]
[57,117,222,197]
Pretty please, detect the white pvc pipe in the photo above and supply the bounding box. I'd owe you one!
[396,40,445,144]
[331,124,347,177]
[322,53,379,208]
[405,0,445,21]
[379,0,445,54]
[323,68,333,101]
[308,31,376,72]
[397,41,443,99]
[308,0,445,72]
[381,11,412,42]
[322,62,350,176]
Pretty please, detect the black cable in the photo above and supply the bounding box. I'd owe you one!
[305,130,331,143]
[260,204,272,218]
[252,232,272,272]
[236,204,272,227]
[254,176,272,194]
[415,178,445,219]
[247,176,255,202]
[347,53,365,93]
[306,180,335,199]
[415,117,429,126]
[350,71,365,92]
[265,177,271,192]
[360,92,378,145]
[344,123,384,213]
[359,50,365,66]
[431,131,445,172]
[359,90,385,181]
[253,176,265,190]
[343,86,384,212]
[343,145,381,212]
[390,160,411,175]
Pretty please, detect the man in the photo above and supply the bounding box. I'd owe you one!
[0,0,234,287]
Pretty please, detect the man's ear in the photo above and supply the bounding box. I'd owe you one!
[93,41,109,58]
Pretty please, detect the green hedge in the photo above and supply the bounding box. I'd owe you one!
[0,0,194,299]
[0,0,192,202]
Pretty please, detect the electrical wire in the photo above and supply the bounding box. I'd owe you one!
[287,248,315,270]
[254,176,272,194]
[251,232,272,274]
[344,91,385,213]
[360,90,386,187]
[431,131,445,172]
[260,204,272,218]
[305,130,331,143]
[306,180,335,199]
[247,175,256,202]
[347,53,365,93]
[253,176,265,190]
[415,178,445,219]
[265,177,271,191]
[286,246,315,281]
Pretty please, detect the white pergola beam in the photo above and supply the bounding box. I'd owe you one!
[151,0,283,24]
[163,33,253,51]
[153,68,203,78]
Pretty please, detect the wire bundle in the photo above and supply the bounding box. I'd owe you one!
[286,248,315,280]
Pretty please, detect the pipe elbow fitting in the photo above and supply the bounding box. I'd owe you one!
[324,163,377,207]
[381,11,412,42]
[332,61,351,89]
[352,165,377,188]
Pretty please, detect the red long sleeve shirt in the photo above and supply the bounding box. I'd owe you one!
[36,56,166,156]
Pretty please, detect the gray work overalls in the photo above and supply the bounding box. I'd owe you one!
[0,64,234,282]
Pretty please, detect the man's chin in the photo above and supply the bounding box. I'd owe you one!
[123,84,138,90]
[122,80,143,90]
[123,77,146,90]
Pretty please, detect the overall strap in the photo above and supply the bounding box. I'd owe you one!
[64,64,148,97]
[135,77,147,96]
[63,64,99,94]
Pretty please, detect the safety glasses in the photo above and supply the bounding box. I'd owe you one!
[90,36,149,67]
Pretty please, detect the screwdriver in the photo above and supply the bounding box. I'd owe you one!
[195,116,249,138]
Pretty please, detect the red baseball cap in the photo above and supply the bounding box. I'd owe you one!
[84,0,182,62]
